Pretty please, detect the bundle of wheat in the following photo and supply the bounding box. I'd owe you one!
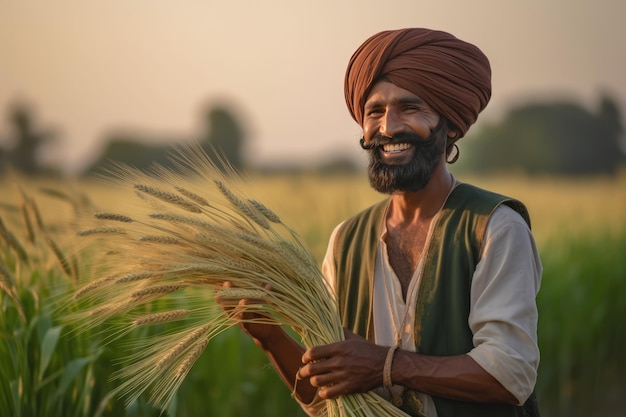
[68,146,409,417]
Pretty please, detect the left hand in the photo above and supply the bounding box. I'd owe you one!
[215,281,277,348]
[297,329,388,399]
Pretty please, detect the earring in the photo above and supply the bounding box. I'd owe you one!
[446,143,460,164]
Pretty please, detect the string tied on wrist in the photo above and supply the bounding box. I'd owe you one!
[383,344,403,407]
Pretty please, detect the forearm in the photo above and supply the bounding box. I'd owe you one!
[254,326,318,404]
[392,350,518,405]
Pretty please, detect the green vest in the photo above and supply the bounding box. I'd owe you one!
[331,183,538,417]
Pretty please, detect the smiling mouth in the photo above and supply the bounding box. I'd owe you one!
[382,142,412,153]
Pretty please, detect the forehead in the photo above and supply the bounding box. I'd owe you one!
[364,81,429,108]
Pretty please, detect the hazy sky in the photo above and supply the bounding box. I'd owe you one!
[1,0,625,173]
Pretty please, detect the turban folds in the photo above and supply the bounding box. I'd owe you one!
[344,28,491,138]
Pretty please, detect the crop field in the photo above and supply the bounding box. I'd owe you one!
[1,168,625,417]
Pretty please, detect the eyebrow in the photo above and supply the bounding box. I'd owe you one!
[364,97,426,110]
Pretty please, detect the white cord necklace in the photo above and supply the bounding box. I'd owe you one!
[380,240,423,407]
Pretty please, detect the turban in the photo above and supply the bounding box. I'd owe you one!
[344,28,491,138]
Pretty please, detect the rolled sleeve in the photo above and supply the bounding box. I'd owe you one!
[467,205,542,405]
[296,394,327,417]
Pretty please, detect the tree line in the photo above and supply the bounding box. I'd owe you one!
[1,95,624,177]
[459,94,625,176]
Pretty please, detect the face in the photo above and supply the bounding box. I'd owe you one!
[361,81,448,194]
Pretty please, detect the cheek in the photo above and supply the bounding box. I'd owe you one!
[407,119,437,139]
[362,121,379,140]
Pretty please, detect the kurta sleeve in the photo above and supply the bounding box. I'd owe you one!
[467,205,542,405]
[321,222,344,298]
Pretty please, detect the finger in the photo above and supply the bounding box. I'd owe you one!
[298,356,334,380]
[297,362,312,379]
[309,373,336,390]
[314,374,353,400]
[297,360,317,380]
[299,362,332,387]
[318,382,347,400]
[302,344,338,364]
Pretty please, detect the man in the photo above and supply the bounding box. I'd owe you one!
[227,28,541,417]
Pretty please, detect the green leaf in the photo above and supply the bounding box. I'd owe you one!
[10,378,21,417]
[38,325,63,382]
[55,357,93,397]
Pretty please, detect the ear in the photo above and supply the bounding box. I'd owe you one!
[445,130,459,150]
[447,130,459,140]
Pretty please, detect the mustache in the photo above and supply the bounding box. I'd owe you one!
[359,131,436,150]
[359,117,445,151]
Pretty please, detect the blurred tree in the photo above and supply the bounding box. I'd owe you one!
[200,104,245,172]
[86,101,247,175]
[598,94,624,140]
[0,101,58,175]
[461,95,625,175]
[92,135,177,172]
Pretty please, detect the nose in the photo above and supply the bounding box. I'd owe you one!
[380,109,403,138]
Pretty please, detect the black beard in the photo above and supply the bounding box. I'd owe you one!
[364,121,446,194]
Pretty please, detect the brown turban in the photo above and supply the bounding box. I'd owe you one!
[344,28,491,138]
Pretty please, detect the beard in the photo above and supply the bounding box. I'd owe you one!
[364,121,447,194]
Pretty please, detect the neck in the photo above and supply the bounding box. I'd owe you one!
[388,164,454,225]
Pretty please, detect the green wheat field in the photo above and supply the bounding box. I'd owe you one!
[1,168,625,417]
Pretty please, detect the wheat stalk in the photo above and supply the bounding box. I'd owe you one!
[114,271,158,284]
[139,236,181,245]
[77,227,128,236]
[73,274,118,300]
[45,235,73,277]
[173,337,208,379]
[132,309,189,327]
[20,203,36,243]
[214,179,270,229]
[19,188,45,232]
[68,145,410,417]
[174,186,210,207]
[0,216,29,262]
[214,287,267,300]
[134,184,202,214]
[95,212,134,223]
[0,263,26,322]
[130,284,184,301]
[248,199,281,223]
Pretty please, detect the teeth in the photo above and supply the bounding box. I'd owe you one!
[382,143,411,152]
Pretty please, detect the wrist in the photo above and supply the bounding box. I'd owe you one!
[253,325,282,351]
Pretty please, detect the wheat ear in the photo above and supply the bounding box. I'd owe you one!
[134,184,202,213]
[0,263,26,322]
[67,145,412,417]
[0,216,29,262]
[77,227,128,236]
[132,310,189,326]
[174,186,210,206]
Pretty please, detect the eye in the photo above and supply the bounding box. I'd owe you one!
[365,107,384,117]
[401,104,420,113]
